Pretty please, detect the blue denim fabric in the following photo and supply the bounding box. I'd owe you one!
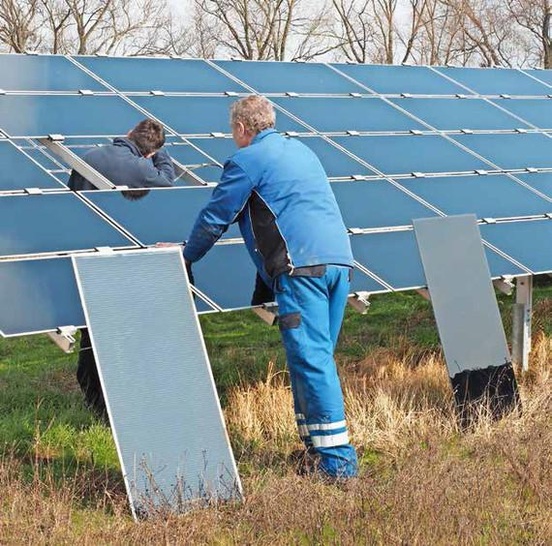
[275,265,358,478]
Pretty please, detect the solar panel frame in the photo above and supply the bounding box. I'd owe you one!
[130,95,309,136]
[389,97,532,132]
[452,132,552,171]
[0,94,151,138]
[433,66,552,96]
[330,63,470,96]
[330,134,491,177]
[73,55,249,94]
[272,96,427,134]
[0,192,138,258]
[396,173,552,221]
[82,186,242,245]
[213,59,368,95]
[331,179,438,229]
[0,53,110,92]
[0,139,67,192]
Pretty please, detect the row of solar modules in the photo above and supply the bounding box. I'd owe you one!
[5,94,552,137]
[2,55,552,336]
[3,54,552,96]
[6,131,552,192]
[0,217,547,337]
[1,178,552,336]
[4,177,552,258]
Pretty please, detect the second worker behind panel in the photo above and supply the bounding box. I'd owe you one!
[183,96,358,480]
[69,119,176,420]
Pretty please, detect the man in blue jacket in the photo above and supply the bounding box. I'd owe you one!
[184,96,358,480]
[69,119,176,419]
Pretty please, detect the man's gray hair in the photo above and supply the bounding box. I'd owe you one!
[230,95,276,134]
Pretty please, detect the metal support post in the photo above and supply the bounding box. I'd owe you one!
[253,303,279,326]
[39,136,115,190]
[47,326,77,353]
[347,291,370,314]
[512,275,532,372]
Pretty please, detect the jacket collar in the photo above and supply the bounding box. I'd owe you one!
[113,136,143,157]
[252,128,277,144]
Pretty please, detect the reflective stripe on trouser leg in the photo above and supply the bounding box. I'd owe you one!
[276,265,358,477]
[295,413,312,446]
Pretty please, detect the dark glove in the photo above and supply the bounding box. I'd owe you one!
[251,273,274,306]
[185,259,195,285]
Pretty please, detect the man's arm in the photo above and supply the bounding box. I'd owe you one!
[133,148,175,188]
[183,160,255,263]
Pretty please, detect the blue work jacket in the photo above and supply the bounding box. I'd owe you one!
[184,129,353,280]
[68,137,175,190]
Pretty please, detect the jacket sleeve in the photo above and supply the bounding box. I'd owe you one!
[183,160,255,263]
[133,148,175,188]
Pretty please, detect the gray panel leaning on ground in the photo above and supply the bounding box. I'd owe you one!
[72,248,241,518]
[413,214,520,422]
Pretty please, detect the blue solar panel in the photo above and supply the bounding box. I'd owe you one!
[331,135,489,176]
[214,60,364,94]
[0,257,85,336]
[332,180,437,228]
[351,230,426,289]
[0,193,136,257]
[398,174,552,219]
[74,56,247,93]
[20,144,67,172]
[0,141,65,191]
[453,133,552,170]
[490,98,552,129]
[390,97,529,131]
[193,243,257,310]
[480,219,552,273]
[0,95,146,138]
[522,69,552,88]
[351,229,526,290]
[349,266,388,293]
[188,136,375,179]
[434,66,551,96]
[169,143,223,184]
[131,95,307,135]
[272,96,426,133]
[514,172,552,198]
[0,54,107,92]
[332,63,467,95]
[83,187,241,244]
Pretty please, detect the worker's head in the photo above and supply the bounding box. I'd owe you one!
[230,95,276,148]
[127,119,166,158]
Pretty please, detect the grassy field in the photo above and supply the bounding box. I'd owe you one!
[0,288,551,544]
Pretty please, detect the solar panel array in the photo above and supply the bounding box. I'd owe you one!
[2,54,552,336]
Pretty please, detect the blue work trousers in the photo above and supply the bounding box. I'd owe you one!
[275,265,358,477]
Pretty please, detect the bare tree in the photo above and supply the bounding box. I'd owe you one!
[37,0,71,54]
[330,0,405,64]
[159,6,223,58]
[0,0,42,52]
[401,0,470,65]
[192,0,334,61]
[505,0,552,67]
[0,0,175,55]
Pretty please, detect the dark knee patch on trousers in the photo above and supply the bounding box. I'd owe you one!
[279,312,301,331]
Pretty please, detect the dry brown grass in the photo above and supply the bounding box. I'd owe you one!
[1,336,551,544]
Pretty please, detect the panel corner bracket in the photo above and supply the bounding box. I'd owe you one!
[347,291,370,314]
[47,326,78,353]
